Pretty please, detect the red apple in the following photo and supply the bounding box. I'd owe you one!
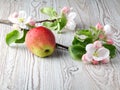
[25,26,56,57]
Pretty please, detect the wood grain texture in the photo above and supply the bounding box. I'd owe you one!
[0,0,120,90]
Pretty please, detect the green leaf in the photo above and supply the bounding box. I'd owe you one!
[72,37,86,48]
[42,21,58,30]
[40,7,57,17]
[6,30,20,46]
[15,30,28,43]
[58,14,67,30]
[69,45,86,60]
[103,44,116,58]
[76,29,92,37]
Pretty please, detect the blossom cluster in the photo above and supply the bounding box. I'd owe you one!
[8,6,77,31]
[82,23,115,64]
[61,7,76,30]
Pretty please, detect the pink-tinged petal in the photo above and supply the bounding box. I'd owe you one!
[104,24,113,36]
[92,60,99,65]
[93,47,110,61]
[96,23,103,30]
[82,54,88,63]
[85,53,93,61]
[93,41,102,49]
[86,44,96,54]
[66,20,76,30]
[82,53,93,63]
[106,39,114,44]
[12,12,19,18]
[67,12,77,20]
[61,6,70,14]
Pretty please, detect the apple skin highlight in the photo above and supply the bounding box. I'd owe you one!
[25,26,56,57]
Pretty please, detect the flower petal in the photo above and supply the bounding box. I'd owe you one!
[67,12,76,20]
[82,53,93,63]
[93,47,110,61]
[8,15,18,23]
[104,24,113,36]
[86,44,96,54]
[65,20,76,30]
[18,11,27,19]
[93,41,102,49]
[101,56,110,64]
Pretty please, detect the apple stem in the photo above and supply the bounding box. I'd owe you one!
[56,43,68,50]
[36,19,57,23]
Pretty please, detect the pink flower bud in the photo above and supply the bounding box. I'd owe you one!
[96,23,103,30]
[26,17,36,26]
[92,60,99,65]
[61,6,70,14]
[12,12,19,18]
[99,34,105,39]
[93,41,102,49]
[29,20,36,26]
[106,39,114,44]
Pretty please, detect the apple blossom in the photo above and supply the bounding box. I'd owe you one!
[8,11,36,29]
[61,7,76,30]
[82,42,110,64]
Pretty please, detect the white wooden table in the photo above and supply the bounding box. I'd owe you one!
[0,0,120,90]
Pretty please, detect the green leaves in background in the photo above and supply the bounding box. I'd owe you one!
[69,29,93,60]
[40,7,67,33]
[6,29,28,46]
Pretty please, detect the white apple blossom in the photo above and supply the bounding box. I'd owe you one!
[8,11,36,29]
[82,41,110,64]
[61,7,77,30]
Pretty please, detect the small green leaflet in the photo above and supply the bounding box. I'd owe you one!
[40,7,57,17]
[6,30,28,46]
[15,30,28,43]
